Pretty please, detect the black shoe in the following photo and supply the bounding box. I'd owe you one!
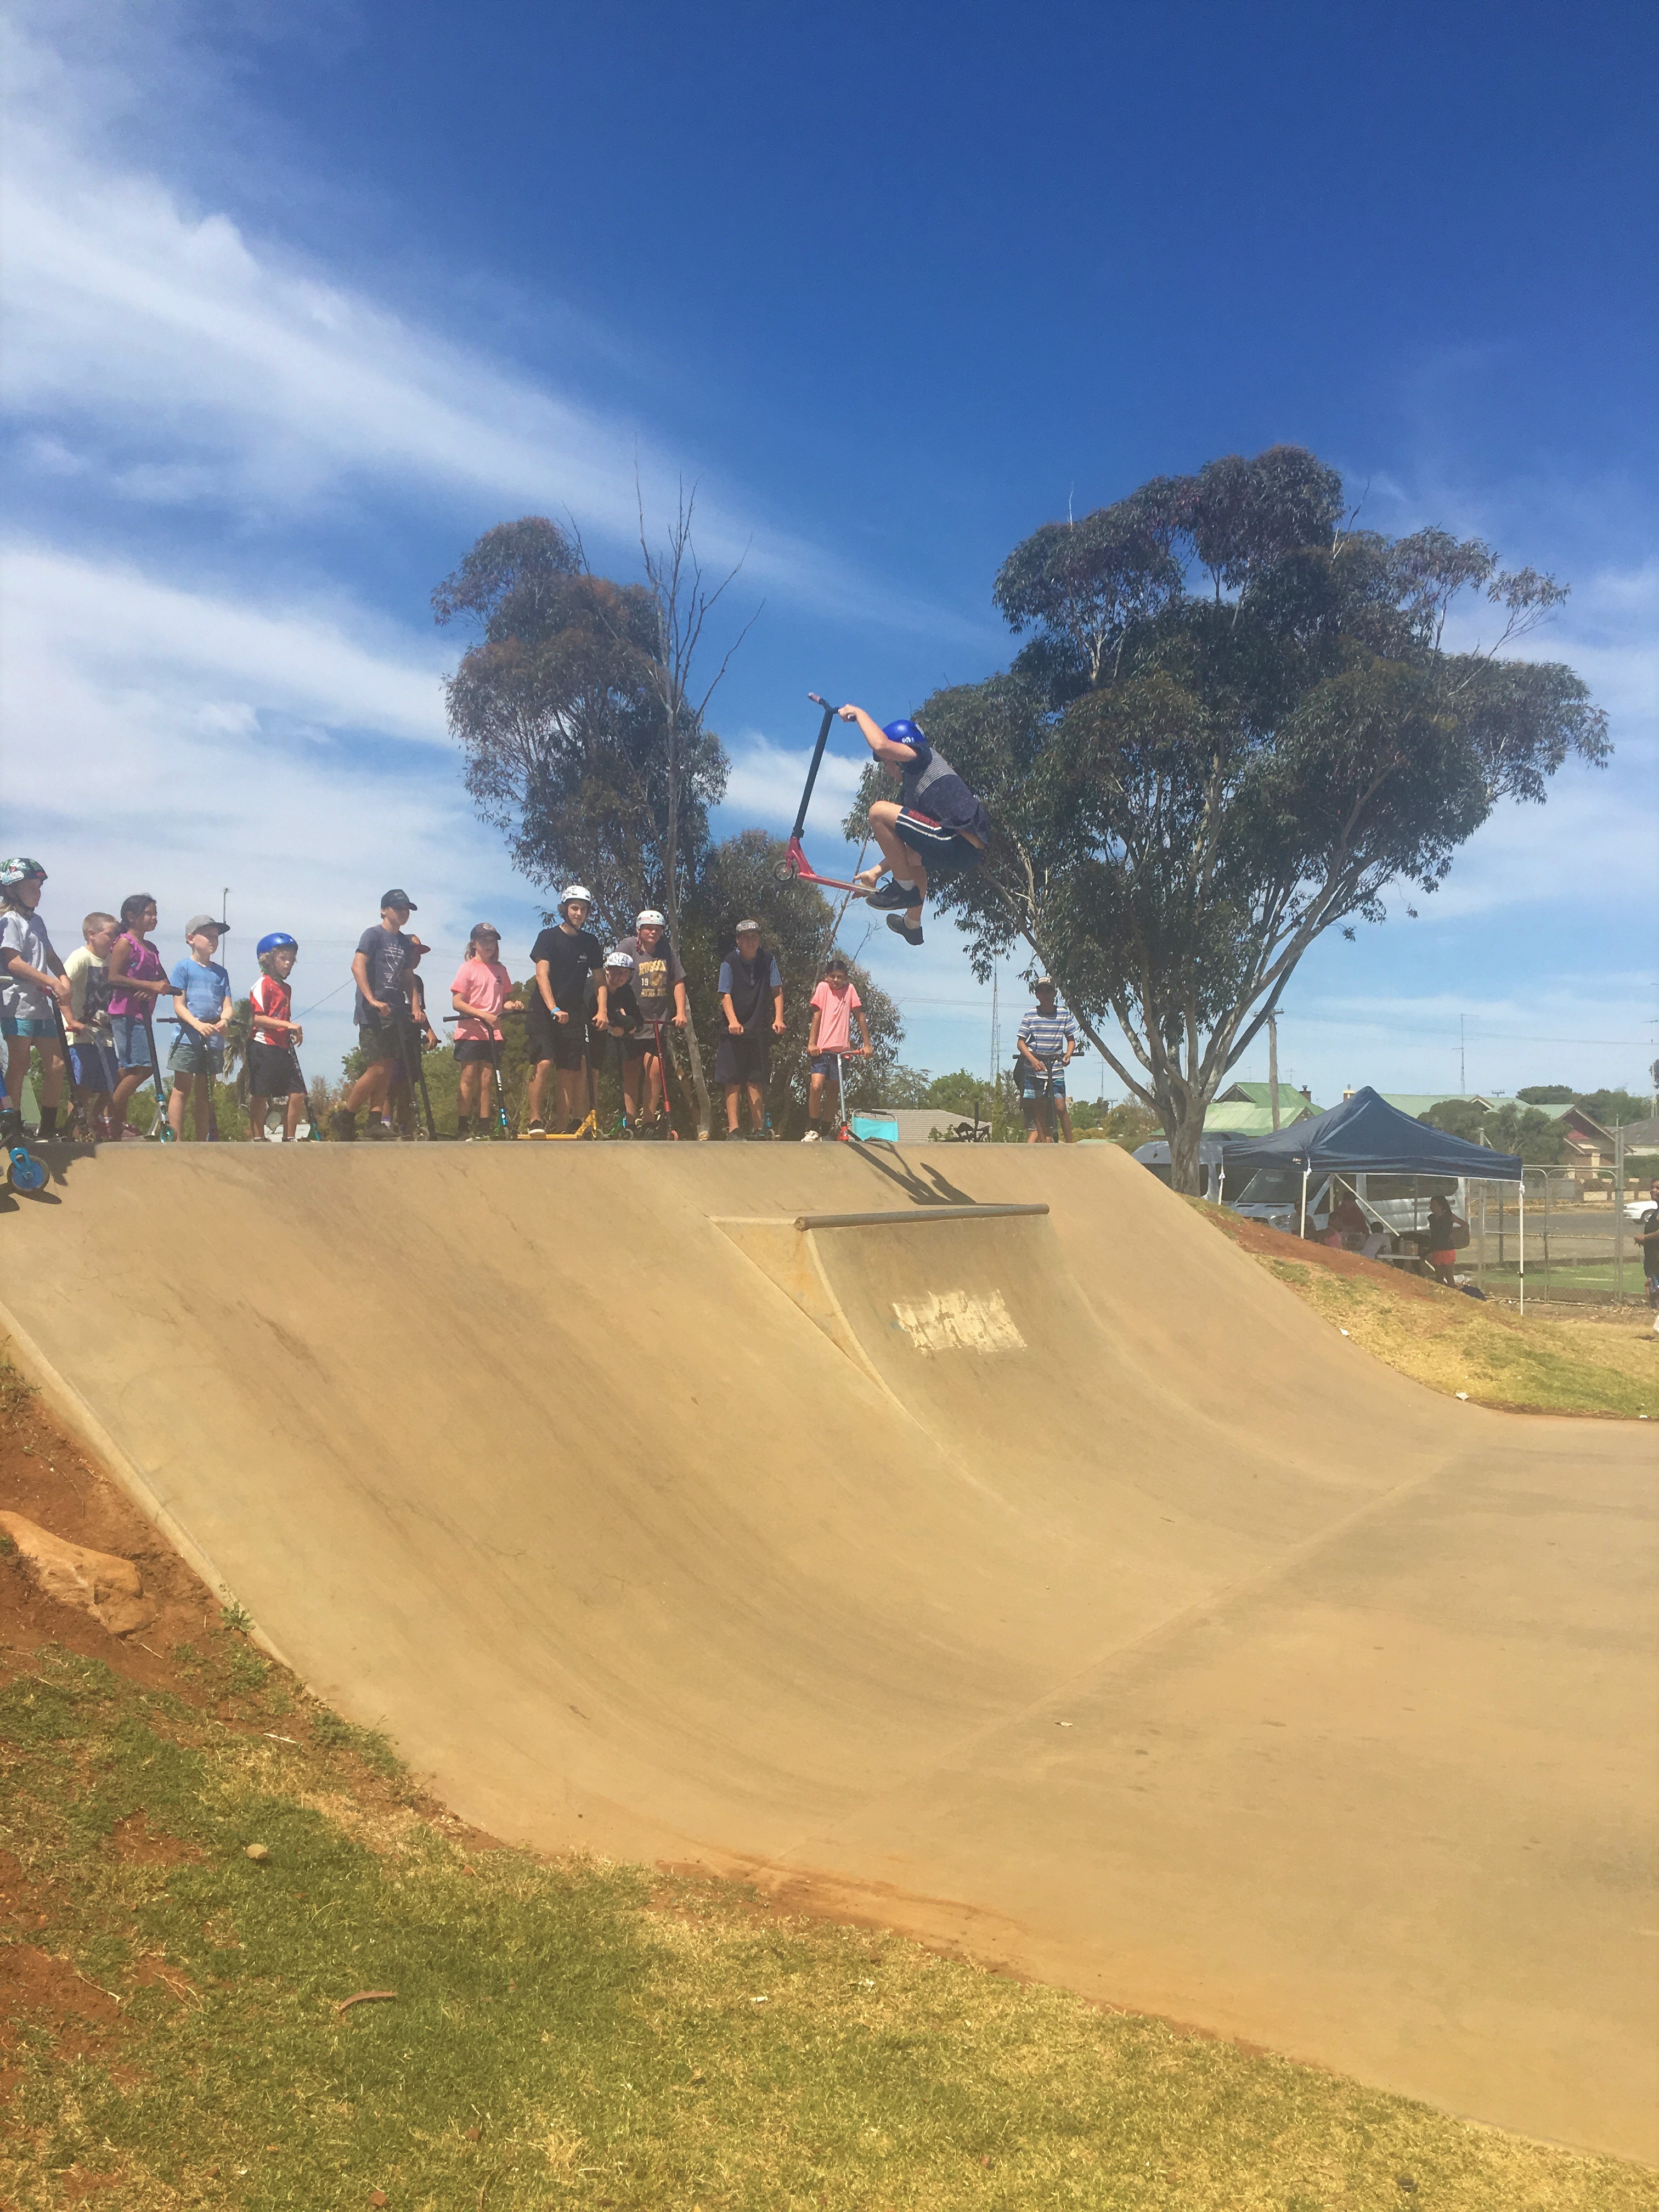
[865,878,921,911]
[329,1109,358,1142]
[886,913,924,946]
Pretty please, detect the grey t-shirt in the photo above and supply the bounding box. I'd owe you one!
[0,910,57,1021]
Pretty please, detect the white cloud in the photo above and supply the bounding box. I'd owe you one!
[0,9,968,634]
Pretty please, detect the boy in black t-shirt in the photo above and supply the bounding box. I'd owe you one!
[589,950,645,1118]
[526,886,602,1134]
[333,888,419,1141]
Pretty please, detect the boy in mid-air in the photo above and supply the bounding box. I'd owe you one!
[1016,977,1077,1143]
[167,914,233,1141]
[803,955,872,1141]
[247,932,309,1141]
[837,703,989,947]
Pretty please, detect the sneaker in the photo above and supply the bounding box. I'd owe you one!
[886,913,924,947]
[801,1127,822,1143]
[456,1118,471,1141]
[526,1119,546,1136]
[865,878,921,911]
[363,1120,397,1142]
[329,1108,358,1143]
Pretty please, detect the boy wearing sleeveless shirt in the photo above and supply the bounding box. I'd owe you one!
[837,703,989,948]
[715,921,784,1139]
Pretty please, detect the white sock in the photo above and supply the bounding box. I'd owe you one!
[896,878,918,892]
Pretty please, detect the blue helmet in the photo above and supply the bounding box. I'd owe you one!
[882,719,926,748]
[256,932,298,957]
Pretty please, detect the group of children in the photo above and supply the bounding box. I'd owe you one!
[330,885,876,1142]
[0,860,886,1146]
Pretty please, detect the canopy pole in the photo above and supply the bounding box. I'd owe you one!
[1299,1165,1310,1240]
[1519,1176,1525,1317]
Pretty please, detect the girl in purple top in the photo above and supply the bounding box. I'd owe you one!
[106,893,172,1133]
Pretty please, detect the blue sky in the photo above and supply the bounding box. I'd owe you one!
[3,0,1655,1104]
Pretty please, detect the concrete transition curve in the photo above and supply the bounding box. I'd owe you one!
[2,1142,1653,2159]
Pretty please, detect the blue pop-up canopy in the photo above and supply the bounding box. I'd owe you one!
[1222,1086,1523,1184]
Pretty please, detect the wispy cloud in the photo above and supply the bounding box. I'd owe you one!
[0,11,966,634]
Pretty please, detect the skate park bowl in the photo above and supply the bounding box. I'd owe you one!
[1,1138,1654,2159]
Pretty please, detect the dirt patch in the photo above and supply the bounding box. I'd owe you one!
[102,1813,202,1869]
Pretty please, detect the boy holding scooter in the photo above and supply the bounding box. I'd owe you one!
[247,932,311,1141]
[0,859,72,1141]
[449,924,522,1140]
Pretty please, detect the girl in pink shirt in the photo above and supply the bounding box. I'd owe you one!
[803,955,872,1140]
[449,924,522,1139]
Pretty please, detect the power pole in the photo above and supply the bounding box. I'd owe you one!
[989,972,1001,1143]
[1459,1014,1466,1095]
[1267,1011,1280,1130]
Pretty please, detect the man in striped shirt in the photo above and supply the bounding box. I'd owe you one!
[1016,979,1077,1143]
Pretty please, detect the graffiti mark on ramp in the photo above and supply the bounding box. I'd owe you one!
[890,1290,1025,1356]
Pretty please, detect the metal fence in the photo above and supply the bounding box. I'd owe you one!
[1465,1152,1657,1302]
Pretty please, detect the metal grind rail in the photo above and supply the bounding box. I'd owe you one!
[792,1203,1051,1231]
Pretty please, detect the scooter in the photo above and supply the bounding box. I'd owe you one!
[48,998,98,1142]
[441,1015,512,1139]
[772,693,873,894]
[140,1013,177,1142]
[0,1066,47,1193]
[640,1020,681,1140]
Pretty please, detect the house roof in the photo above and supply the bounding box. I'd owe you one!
[1203,1101,1318,1136]
[1215,1081,1322,1113]
[1378,1093,1494,1118]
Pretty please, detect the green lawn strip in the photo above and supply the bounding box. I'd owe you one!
[2,1649,1652,2211]
[1194,1201,1655,1417]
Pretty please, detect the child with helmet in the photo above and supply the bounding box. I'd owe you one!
[0,859,72,1141]
[613,908,688,1132]
[835,703,989,947]
[526,887,602,1135]
[589,949,646,1122]
[247,932,309,1140]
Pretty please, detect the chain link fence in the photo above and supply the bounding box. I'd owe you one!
[1465,1153,1657,1303]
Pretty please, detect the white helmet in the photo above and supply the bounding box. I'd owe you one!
[636,909,667,930]
[558,884,594,912]
[603,947,634,969]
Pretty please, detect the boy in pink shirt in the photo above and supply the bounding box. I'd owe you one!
[449,924,522,1140]
[802,955,872,1141]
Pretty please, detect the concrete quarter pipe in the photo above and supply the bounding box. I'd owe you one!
[2,1140,1654,2158]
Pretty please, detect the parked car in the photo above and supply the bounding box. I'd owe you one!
[1226,1167,1469,1243]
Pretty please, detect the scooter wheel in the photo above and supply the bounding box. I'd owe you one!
[772,860,796,883]
[7,1151,48,1194]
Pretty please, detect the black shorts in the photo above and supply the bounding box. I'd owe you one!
[249,1041,305,1097]
[525,1002,589,1071]
[594,1029,647,1072]
[357,1022,404,1064]
[453,1038,499,1066]
[895,809,983,882]
[714,1031,770,1086]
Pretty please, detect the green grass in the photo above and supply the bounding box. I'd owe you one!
[1,1644,1653,2210]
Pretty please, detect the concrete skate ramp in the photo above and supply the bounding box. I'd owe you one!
[1,1142,1653,2158]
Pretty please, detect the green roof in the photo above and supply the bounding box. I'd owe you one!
[1216,1081,1321,1112]
[1203,1100,1318,1135]
[1379,1093,1494,1118]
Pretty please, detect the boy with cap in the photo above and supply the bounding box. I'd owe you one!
[0,859,72,1140]
[716,921,784,1139]
[1016,977,1077,1143]
[167,913,233,1141]
[334,889,420,1141]
[837,703,989,947]
[526,887,602,1135]
[449,924,522,1140]
[613,909,687,1130]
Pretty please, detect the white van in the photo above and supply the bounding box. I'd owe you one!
[1227,1167,1467,1243]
